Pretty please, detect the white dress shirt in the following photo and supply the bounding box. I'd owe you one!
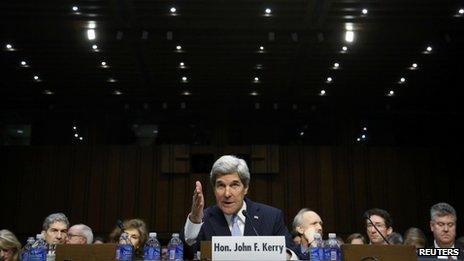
[434,240,457,259]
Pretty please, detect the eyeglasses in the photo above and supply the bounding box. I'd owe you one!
[367,223,387,229]
[0,248,13,254]
[68,233,85,239]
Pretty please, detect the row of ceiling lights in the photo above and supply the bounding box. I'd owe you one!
[4,5,463,97]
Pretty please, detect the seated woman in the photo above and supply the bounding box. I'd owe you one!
[0,229,22,261]
[346,233,366,245]
[403,227,426,248]
[109,219,149,259]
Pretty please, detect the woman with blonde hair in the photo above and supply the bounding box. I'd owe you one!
[0,229,22,261]
[403,227,426,248]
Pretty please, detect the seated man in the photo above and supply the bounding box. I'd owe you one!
[429,202,463,259]
[66,224,94,244]
[182,155,301,259]
[292,208,324,259]
[42,213,70,245]
[363,208,393,245]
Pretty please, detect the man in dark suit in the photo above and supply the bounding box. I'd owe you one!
[182,155,301,259]
[429,202,463,260]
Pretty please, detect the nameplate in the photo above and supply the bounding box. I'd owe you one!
[211,236,286,260]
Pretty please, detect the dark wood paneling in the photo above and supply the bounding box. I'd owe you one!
[1,145,463,241]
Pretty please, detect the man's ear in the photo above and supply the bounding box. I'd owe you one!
[296,226,304,235]
[386,227,393,235]
[244,186,249,195]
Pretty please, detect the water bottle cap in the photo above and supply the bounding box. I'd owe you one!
[172,233,179,237]
[149,232,157,237]
[328,233,336,238]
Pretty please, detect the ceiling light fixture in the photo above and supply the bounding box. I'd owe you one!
[320,90,326,96]
[87,29,96,40]
[333,62,340,69]
[72,6,79,11]
[345,31,355,42]
[250,91,259,96]
[362,8,368,15]
[399,77,406,83]
[459,8,464,14]
[388,90,395,96]
[182,91,191,96]
[326,77,333,83]
[44,90,54,95]
[113,90,122,95]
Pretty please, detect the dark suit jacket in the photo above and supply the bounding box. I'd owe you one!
[181,197,302,259]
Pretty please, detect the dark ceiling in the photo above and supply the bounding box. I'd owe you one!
[1,0,464,145]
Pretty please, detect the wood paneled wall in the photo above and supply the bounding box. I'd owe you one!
[1,145,462,241]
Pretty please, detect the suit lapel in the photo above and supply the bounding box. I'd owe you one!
[244,198,261,236]
[209,205,231,236]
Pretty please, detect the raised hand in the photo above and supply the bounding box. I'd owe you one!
[189,181,204,223]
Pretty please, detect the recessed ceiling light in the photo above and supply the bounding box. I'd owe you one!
[357,138,361,142]
[259,46,264,51]
[33,75,39,80]
[88,21,96,29]
[107,78,117,83]
[179,62,185,67]
[459,8,464,14]
[320,90,326,96]
[43,90,54,95]
[182,76,188,82]
[362,8,368,15]
[254,77,259,82]
[87,29,96,40]
[170,7,176,13]
[73,126,77,130]
[326,77,333,83]
[399,77,406,83]
[113,90,122,95]
[361,134,366,139]
[74,133,79,138]
[265,8,272,14]
[255,64,263,69]
[345,23,354,31]
[412,63,418,68]
[345,31,355,42]
[342,46,348,51]
[101,61,106,66]
[250,91,259,96]
[92,44,98,50]
[333,62,340,68]
[363,127,367,131]
[5,44,13,50]
[72,6,79,11]
[176,45,182,50]
[426,46,432,52]
[387,90,395,96]
[182,91,191,96]
[79,137,83,141]
[21,61,27,66]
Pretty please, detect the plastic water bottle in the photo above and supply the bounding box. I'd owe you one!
[167,233,183,261]
[116,232,133,261]
[29,234,47,261]
[323,233,341,261]
[20,237,36,261]
[310,233,324,261]
[144,232,161,261]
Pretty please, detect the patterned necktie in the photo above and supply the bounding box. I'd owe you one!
[231,214,241,236]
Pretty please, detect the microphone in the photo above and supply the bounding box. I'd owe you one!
[242,210,259,236]
[117,219,125,232]
[363,214,390,245]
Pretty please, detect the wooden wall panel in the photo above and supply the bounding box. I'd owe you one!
[1,145,463,241]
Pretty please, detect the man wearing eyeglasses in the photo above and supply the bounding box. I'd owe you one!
[430,202,463,259]
[363,208,393,245]
[66,224,94,244]
[42,213,69,245]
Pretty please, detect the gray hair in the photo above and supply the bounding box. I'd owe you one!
[210,155,250,187]
[430,202,457,221]
[71,224,94,244]
[292,208,311,232]
[42,213,70,231]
